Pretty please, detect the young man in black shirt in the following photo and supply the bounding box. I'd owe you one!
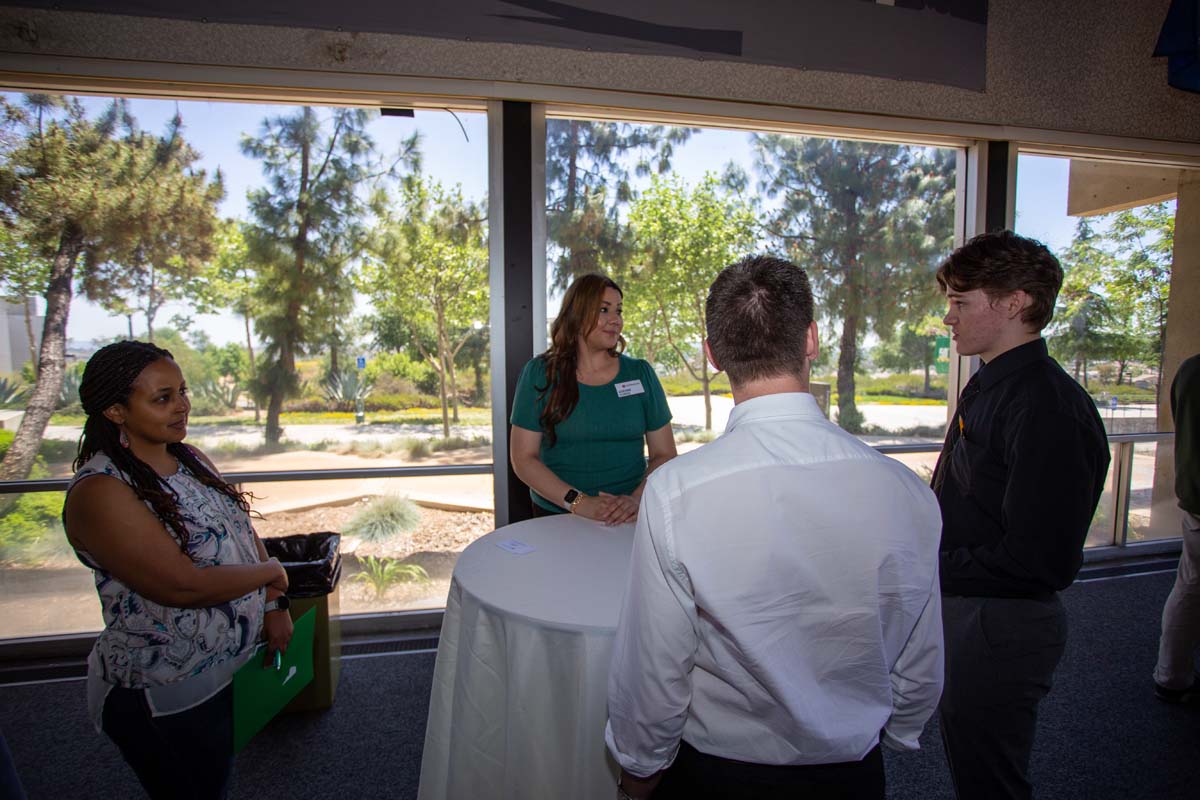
[931,230,1110,800]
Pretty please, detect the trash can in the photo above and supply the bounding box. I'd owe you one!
[263,531,342,711]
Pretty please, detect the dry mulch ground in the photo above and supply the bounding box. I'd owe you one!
[253,499,495,613]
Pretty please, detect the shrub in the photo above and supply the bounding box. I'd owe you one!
[429,435,490,453]
[351,555,429,599]
[0,431,65,472]
[0,490,68,564]
[342,494,422,544]
[405,439,432,459]
[0,376,28,408]
[365,392,440,411]
[675,429,717,444]
[37,438,78,465]
[658,371,732,397]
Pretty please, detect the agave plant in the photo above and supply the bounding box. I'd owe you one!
[192,378,242,411]
[0,377,28,407]
[351,555,429,599]
[322,368,375,412]
[55,365,84,410]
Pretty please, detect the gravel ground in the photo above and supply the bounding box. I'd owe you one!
[253,499,495,613]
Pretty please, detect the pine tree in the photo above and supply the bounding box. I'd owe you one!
[754,136,954,432]
[546,120,694,289]
[241,106,417,443]
[0,95,221,482]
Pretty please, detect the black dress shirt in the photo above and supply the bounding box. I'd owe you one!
[932,339,1111,599]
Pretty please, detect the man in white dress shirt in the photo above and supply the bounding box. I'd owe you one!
[605,255,944,799]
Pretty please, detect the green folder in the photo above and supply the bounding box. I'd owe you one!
[233,607,316,752]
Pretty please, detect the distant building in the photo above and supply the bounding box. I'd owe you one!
[1,299,41,376]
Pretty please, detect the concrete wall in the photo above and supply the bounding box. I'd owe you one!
[0,300,38,376]
[0,0,1197,146]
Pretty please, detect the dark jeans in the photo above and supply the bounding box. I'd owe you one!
[655,740,885,800]
[0,726,26,800]
[939,594,1067,800]
[101,684,234,800]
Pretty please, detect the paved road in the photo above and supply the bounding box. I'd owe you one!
[666,395,950,433]
[41,396,1158,446]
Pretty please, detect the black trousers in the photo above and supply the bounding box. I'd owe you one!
[939,594,1067,800]
[654,740,885,800]
[101,684,234,800]
[0,726,26,800]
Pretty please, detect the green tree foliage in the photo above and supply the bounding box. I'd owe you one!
[193,219,264,421]
[362,178,488,437]
[629,174,758,430]
[873,317,943,395]
[241,106,418,443]
[1107,202,1173,390]
[0,95,221,482]
[85,111,225,341]
[546,120,694,289]
[1049,219,1114,388]
[754,137,955,432]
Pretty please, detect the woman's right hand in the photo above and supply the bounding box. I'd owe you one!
[574,494,636,526]
[266,557,289,593]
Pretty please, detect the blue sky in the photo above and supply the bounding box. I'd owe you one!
[5,94,1089,349]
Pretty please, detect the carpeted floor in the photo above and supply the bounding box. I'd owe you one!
[2,570,1197,799]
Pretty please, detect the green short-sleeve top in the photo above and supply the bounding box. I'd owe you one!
[511,354,672,513]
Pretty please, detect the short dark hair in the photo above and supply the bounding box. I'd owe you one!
[706,255,814,385]
[936,230,1063,331]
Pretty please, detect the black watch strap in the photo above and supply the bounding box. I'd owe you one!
[265,595,290,613]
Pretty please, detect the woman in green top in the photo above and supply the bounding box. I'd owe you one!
[511,273,676,524]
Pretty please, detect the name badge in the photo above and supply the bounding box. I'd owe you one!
[615,379,645,398]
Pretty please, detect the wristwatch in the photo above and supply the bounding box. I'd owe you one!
[264,595,291,614]
[563,488,582,513]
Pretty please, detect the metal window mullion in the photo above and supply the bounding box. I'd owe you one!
[1112,440,1136,547]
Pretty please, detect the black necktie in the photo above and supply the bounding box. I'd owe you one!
[931,374,982,497]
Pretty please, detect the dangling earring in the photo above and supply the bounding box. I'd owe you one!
[119,428,130,449]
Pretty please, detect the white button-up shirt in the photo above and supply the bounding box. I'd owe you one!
[605,392,943,776]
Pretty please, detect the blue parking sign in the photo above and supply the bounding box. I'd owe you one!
[356,356,366,369]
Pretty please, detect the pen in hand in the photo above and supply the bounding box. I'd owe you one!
[273,650,282,671]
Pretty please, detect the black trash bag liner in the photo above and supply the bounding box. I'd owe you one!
[263,531,341,598]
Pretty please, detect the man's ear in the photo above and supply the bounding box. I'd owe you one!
[101,404,125,427]
[1006,290,1032,321]
[703,339,720,372]
[805,321,820,364]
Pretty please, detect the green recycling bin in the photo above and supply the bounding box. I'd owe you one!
[263,531,342,711]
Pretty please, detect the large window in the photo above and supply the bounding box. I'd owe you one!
[1015,152,1198,546]
[543,115,959,477]
[0,93,490,638]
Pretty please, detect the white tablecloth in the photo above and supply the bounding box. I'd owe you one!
[418,515,635,800]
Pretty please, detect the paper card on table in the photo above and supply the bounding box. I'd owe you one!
[495,538,535,555]
[233,606,315,753]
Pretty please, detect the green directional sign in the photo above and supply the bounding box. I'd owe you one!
[935,335,951,375]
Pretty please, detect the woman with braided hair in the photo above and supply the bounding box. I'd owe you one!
[63,340,291,799]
